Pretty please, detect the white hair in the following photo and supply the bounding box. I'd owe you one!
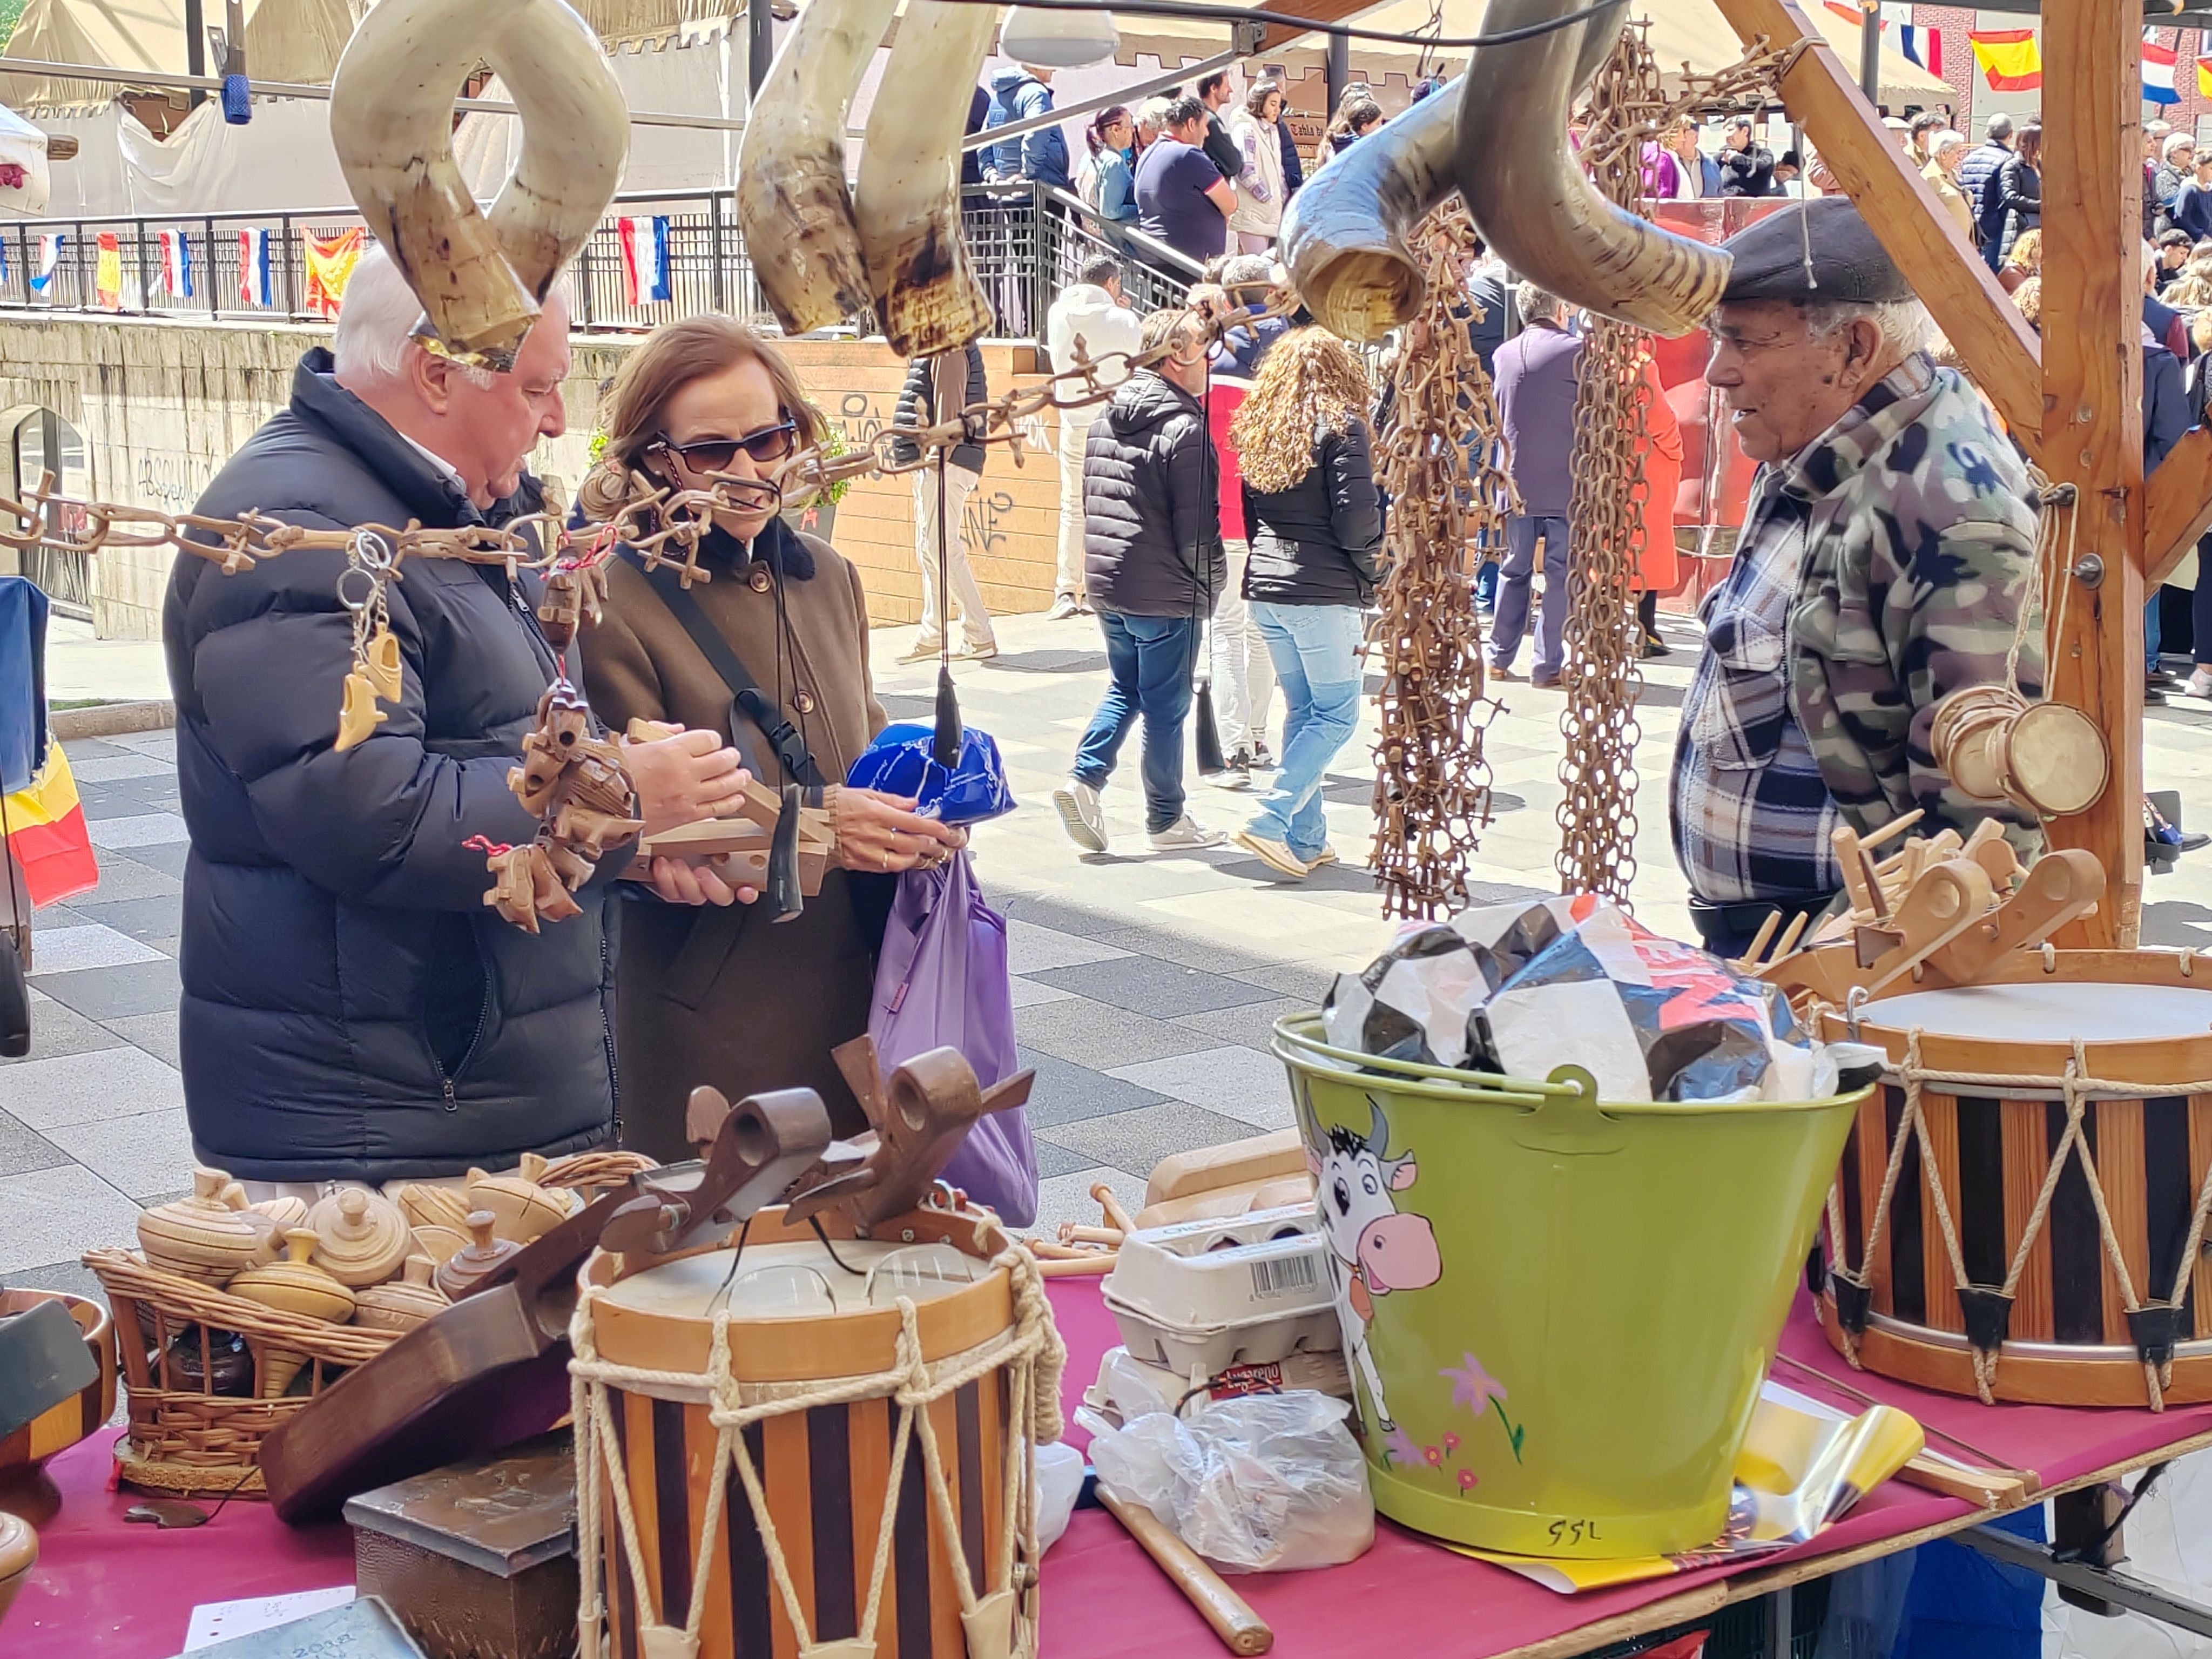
[1932,130,1968,160]
[1515,280,1563,324]
[1803,296,1928,358]
[332,243,566,390]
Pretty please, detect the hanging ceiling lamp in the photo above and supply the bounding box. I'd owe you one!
[998,6,1120,68]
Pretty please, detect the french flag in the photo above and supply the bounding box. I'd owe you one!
[238,227,273,306]
[2146,29,2181,105]
[158,228,192,298]
[1879,4,1940,78]
[29,233,63,293]
[617,215,671,306]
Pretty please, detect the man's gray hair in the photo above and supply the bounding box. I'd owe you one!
[1803,296,1927,358]
[1932,130,1968,160]
[333,243,566,392]
[2168,130,2199,162]
[1515,281,1563,324]
[1077,252,1123,289]
[1984,113,2014,142]
[1135,96,1172,136]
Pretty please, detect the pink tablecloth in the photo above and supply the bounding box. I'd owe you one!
[17,1284,2212,1659]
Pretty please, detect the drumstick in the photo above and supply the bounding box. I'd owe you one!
[1858,808,1925,853]
[1097,1487,1273,1656]
[1037,1253,1117,1277]
[1062,1225,1125,1247]
[1769,909,1811,963]
[1734,909,1781,970]
[1092,1182,1139,1236]
[1030,1238,1104,1260]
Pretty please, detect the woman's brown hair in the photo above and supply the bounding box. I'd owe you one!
[1228,326,1374,494]
[581,315,822,519]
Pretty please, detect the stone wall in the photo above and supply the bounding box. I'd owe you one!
[0,313,1059,640]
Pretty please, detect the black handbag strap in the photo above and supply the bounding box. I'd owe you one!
[621,548,826,788]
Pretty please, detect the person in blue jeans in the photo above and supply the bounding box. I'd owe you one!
[1487,283,1583,686]
[1220,329,1384,878]
[1055,310,1229,854]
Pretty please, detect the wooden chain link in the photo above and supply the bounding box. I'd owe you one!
[1370,204,1515,919]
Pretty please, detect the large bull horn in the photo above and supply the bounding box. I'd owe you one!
[1277,89,1460,342]
[1452,0,1728,336]
[854,1,1000,357]
[736,0,901,336]
[330,0,628,370]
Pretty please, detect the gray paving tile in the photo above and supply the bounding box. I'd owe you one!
[30,955,180,1021]
[0,1108,68,1176]
[1008,975,1075,1009]
[19,922,166,974]
[1014,996,1219,1070]
[4,1258,107,1305]
[1016,1048,1170,1127]
[1041,1101,1262,1174]
[65,751,174,783]
[1232,961,1341,1002]
[1006,919,1129,975]
[0,990,126,1064]
[67,893,185,941]
[1031,1137,1094,1182]
[75,854,183,903]
[0,1164,145,1276]
[993,892,1130,940]
[1029,953,1280,1019]
[1084,927,1305,976]
[46,1108,198,1199]
[117,840,191,880]
[1108,1046,1295,1130]
[109,731,177,760]
[104,1010,181,1068]
[52,738,131,761]
[85,811,190,849]
[1171,996,1310,1053]
[3,1043,184,1130]
[75,781,165,820]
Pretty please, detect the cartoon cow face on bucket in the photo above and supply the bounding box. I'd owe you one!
[1307,1098,1443,1428]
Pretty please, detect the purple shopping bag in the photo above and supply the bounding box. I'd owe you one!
[868,851,1039,1225]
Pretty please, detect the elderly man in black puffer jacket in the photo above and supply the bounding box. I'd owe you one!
[1052,309,1228,856]
[166,249,745,1187]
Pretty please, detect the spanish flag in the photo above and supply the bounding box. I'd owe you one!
[302,226,365,319]
[1970,29,2041,92]
[93,230,121,311]
[2198,55,2212,97]
[3,743,97,907]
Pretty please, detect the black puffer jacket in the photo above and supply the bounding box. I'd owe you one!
[889,347,988,473]
[1242,421,1385,606]
[164,349,624,1183]
[1082,369,1225,616]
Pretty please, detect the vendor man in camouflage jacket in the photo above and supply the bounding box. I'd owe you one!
[1671,198,2042,956]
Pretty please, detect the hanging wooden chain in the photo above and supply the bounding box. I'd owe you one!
[1554,25,1791,904]
[1370,204,1516,919]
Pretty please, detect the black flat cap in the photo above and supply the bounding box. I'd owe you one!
[1718,197,1914,305]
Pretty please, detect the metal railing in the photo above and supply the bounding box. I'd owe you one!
[0,183,1203,346]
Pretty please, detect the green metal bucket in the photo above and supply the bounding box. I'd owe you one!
[1273,1014,1865,1560]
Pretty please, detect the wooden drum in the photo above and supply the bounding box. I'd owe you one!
[572,1200,1058,1659]
[1796,948,2212,1408]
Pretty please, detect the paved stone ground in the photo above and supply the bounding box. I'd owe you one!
[13,607,2212,1293]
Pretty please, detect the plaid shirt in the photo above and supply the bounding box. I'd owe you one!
[1670,469,1843,906]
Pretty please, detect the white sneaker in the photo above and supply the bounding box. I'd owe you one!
[896,639,943,664]
[1149,815,1227,851]
[1232,829,1310,878]
[952,640,999,662]
[1207,751,1253,790]
[1307,842,1340,867]
[1047,594,1081,621]
[1053,780,1108,852]
[2188,667,2212,700]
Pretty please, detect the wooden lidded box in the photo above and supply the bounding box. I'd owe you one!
[342,1435,576,1659]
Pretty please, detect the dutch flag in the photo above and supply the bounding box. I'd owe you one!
[158,228,192,298]
[2146,29,2181,105]
[238,227,273,307]
[29,232,63,294]
[617,215,671,306]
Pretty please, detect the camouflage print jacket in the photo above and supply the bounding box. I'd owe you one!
[1779,353,2046,855]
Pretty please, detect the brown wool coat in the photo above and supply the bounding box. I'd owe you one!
[579,528,889,1157]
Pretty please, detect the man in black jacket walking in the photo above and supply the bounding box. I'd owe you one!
[164,249,740,1186]
[1055,311,1229,854]
[1717,116,1776,197]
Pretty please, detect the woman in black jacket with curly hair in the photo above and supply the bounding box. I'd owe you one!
[1225,327,1383,879]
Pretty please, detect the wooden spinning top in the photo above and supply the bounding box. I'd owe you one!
[409,1223,469,1266]
[136,1166,261,1284]
[305,1188,412,1288]
[464,1155,569,1243]
[233,1193,309,1270]
[434,1211,522,1300]
[393,1183,472,1235]
[228,1229,358,1324]
[353,1256,449,1334]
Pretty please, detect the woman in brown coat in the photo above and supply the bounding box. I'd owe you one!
[579,318,966,1156]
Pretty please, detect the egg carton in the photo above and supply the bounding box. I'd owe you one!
[1100,1204,1340,1375]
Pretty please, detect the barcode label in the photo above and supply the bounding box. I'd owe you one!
[1249,1252,1319,1298]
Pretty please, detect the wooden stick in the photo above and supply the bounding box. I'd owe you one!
[1097,1487,1274,1656]
[1037,1253,1117,1278]
[1858,808,1925,853]
[1029,1238,1103,1261]
[1734,909,1782,970]
[1063,1224,1126,1247]
[1092,1182,1139,1236]
[1769,909,1812,963]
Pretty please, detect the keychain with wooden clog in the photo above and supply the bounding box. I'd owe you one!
[334,532,400,751]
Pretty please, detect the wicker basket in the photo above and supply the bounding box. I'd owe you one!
[85,1246,402,1499]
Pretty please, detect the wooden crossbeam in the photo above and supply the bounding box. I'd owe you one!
[1709,0,2044,444]
[2146,426,2212,586]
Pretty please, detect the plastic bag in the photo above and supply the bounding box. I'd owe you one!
[1035,1440,1085,1554]
[1088,1392,1374,1573]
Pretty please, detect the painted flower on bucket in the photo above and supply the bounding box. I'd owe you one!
[1442,1352,1507,1411]
[1456,1467,1479,1492]
[1382,1426,1422,1466]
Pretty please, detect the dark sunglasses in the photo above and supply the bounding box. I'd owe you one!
[655,419,798,473]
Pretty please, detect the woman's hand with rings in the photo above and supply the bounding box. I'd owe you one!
[621,721,752,837]
[833,787,966,874]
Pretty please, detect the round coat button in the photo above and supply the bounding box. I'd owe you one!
[795,691,816,714]
[748,567,772,592]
